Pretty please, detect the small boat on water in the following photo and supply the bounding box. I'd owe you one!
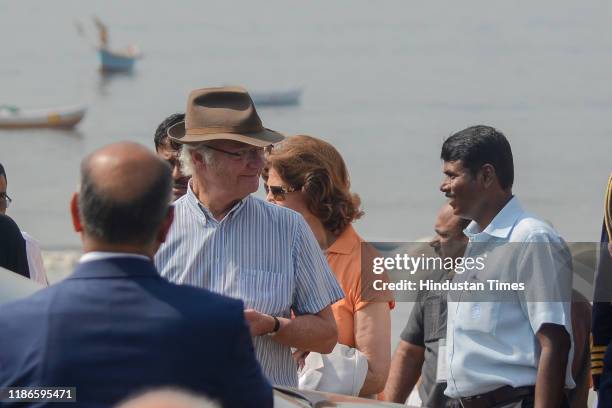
[88,17,140,72]
[251,88,302,107]
[0,105,87,129]
[98,47,140,72]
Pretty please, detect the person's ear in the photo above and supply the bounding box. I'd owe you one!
[158,205,175,243]
[70,193,83,232]
[480,164,496,188]
[191,149,206,170]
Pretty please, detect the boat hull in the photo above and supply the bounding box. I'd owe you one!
[98,48,136,72]
[0,106,87,129]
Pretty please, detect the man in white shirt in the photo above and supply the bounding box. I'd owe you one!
[0,163,48,286]
[439,125,573,408]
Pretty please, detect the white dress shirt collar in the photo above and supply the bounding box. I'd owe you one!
[79,251,151,264]
[464,196,522,240]
[185,180,248,224]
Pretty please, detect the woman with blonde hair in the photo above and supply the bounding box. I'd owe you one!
[264,135,394,397]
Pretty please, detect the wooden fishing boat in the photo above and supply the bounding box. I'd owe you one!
[98,48,139,72]
[251,88,302,107]
[0,105,87,129]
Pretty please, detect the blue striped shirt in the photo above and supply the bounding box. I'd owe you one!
[154,185,344,386]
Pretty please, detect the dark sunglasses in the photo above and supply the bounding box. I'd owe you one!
[263,183,299,201]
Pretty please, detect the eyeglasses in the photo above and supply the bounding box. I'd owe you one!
[0,192,12,208]
[263,183,299,201]
[203,144,271,162]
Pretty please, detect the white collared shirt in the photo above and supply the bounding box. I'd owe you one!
[80,251,150,264]
[21,231,49,286]
[444,196,575,398]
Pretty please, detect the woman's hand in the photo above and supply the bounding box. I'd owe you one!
[292,349,310,371]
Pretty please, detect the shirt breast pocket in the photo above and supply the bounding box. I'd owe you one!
[237,268,292,316]
[423,294,447,342]
[456,301,499,334]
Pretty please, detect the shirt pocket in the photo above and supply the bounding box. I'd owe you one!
[423,294,446,342]
[456,301,499,334]
[237,268,292,316]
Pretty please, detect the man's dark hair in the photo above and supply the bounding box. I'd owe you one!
[0,163,6,181]
[441,125,514,189]
[78,160,172,245]
[154,113,184,151]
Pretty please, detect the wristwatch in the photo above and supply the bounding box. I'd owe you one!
[268,316,280,336]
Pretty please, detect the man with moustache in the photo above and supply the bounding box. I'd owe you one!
[384,203,469,407]
[439,125,573,408]
[154,87,344,387]
[154,113,190,200]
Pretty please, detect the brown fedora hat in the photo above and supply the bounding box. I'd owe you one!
[167,86,285,147]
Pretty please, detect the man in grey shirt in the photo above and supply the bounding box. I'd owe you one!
[384,204,468,407]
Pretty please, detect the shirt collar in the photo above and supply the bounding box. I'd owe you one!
[464,196,523,240]
[185,180,249,224]
[80,251,151,264]
[326,224,359,255]
[71,254,158,280]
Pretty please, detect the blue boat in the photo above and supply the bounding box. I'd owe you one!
[98,48,138,72]
[251,88,302,107]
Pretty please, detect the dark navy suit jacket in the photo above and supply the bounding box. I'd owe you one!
[0,257,273,408]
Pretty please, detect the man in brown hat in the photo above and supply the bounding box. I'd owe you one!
[154,86,344,387]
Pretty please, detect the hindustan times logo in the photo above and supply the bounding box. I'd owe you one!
[372,254,486,275]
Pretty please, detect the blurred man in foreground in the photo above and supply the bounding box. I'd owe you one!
[0,142,272,408]
[115,388,220,408]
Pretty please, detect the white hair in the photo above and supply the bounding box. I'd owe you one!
[115,388,220,408]
[179,143,217,177]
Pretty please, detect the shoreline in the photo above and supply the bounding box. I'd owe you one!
[41,249,81,284]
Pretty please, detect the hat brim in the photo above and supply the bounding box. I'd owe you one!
[167,121,284,147]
